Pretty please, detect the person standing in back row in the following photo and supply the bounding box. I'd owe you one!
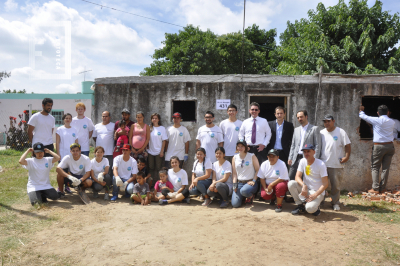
[71,102,94,156]
[93,111,115,175]
[28,98,55,156]
[220,104,242,163]
[196,111,224,163]
[238,102,271,165]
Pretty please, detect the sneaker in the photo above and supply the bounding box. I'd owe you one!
[64,186,72,194]
[275,204,283,212]
[312,208,321,216]
[220,200,229,208]
[291,204,305,215]
[182,198,190,204]
[110,195,118,201]
[57,191,66,199]
[333,204,340,211]
[159,199,168,205]
[93,190,99,198]
[202,198,212,206]
[104,193,109,200]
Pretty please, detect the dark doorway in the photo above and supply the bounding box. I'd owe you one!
[360,96,400,139]
[172,100,196,122]
[249,96,286,122]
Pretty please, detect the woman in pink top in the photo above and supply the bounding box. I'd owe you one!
[129,111,150,160]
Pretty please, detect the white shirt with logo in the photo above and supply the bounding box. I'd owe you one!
[212,160,233,193]
[320,127,351,168]
[113,155,138,181]
[71,116,94,152]
[192,158,213,180]
[91,157,110,178]
[27,112,55,146]
[196,125,224,163]
[25,157,54,193]
[58,154,92,175]
[168,168,188,192]
[148,126,168,156]
[297,158,328,195]
[257,159,289,184]
[220,119,243,156]
[56,126,78,160]
[233,153,256,181]
[92,122,115,155]
[165,125,191,161]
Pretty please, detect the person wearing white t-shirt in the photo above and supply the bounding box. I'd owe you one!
[196,111,224,163]
[258,149,289,213]
[207,147,233,208]
[189,148,213,206]
[220,104,242,163]
[320,114,351,211]
[19,142,60,206]
[56,113,78,161]
[288,144,328,216]
[56,143,92,200]
[71,102,94,156]
[90,146,112,200]
[164,112,191,168]
[111,144,138,201]
[28,98,55,155]
[159,156,190,205]
[231,140,260,208]
[148,113,168,184]
[93,111,115,175]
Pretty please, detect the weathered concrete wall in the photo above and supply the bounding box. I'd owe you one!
[94,74,400,191]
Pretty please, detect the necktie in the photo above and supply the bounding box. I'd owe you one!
[251,118,256,144]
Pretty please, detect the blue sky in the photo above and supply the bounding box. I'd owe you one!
[0,0,399,93]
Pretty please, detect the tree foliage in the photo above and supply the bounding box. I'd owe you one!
[0,71,11,83]
[2,89,26,93]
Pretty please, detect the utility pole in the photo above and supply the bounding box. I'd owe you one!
[79,66,92,81]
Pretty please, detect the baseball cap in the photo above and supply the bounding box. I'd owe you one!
[236,139,247,147]
[301,144,315,151]
[121,144,131,150]
[172,112,182,118]
[121,108,130,114]
[267,149,279,156]
[323,114,334,121]
[33,142,44,153]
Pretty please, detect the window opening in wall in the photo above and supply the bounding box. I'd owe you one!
[51,110,64,126]
[359,96,400,140]
[248,95,288,122]
[172,101,196,122]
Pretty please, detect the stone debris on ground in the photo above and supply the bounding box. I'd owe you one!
[348,185,400,205]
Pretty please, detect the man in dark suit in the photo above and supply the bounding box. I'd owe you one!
[266,106,294,169]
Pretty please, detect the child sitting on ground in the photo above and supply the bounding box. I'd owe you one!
[114,120,129,152]
[131,171,151,205]
[137,157,152,187]
[152,168,174,202]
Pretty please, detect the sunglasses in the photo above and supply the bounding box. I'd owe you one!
[241,159,245,168]
[250,109,259,111]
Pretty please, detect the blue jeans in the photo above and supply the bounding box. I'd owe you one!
[231,182,259,208]
[189,179,212,196]
[81,151,89,156]
[112,176,134,196]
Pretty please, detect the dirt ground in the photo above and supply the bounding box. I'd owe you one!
[8,190,400,266]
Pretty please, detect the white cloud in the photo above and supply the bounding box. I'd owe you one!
[4,0,18,12]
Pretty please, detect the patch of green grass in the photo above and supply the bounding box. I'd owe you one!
[0,149,24,156]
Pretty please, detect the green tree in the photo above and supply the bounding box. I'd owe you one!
[274,0,400,75]
[0,71,11,83]
[2,89,26,93]
[140,24,276,75]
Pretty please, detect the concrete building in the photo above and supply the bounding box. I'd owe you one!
[0,81,94,146]
[93,74,400,191]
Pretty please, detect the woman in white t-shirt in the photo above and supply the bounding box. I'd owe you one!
[231,140,260,208]
[147,113,168,185]
[189,148,213,206]
[90,146,112,200]
[19,142,60,206]
[159,156,190,205]
[207,147,233,208]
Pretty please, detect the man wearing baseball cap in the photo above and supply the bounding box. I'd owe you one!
[320,114,351,211]
[288,144,328,216]
[164,112,191,168]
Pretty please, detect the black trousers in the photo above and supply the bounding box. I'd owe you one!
[275,149,289,169]
[248,145,267,165]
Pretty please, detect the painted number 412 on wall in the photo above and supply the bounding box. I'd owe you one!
[216,99,231,110]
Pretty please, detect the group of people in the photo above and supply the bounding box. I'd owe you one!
[21,97,398,215]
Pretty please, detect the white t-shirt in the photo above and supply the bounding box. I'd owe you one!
[71,116,94,152]
[148,126,168,156]
[25,157,54,193]
[168,168,188,192]
[56,126,78,160]
[58,154,92,175]
[320,127,351,168]
[220,119,243,156]
[233,153,256,181]
[27,112,55,146]
[297,158,328,195]
[92,122,115,155]
[192,158,213,180]
[196,125,224,163]
[257,159,289,184]
[90,157,110,178]
[113,155,138,181]
[213,160,233,193]
[165,125,191,161]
